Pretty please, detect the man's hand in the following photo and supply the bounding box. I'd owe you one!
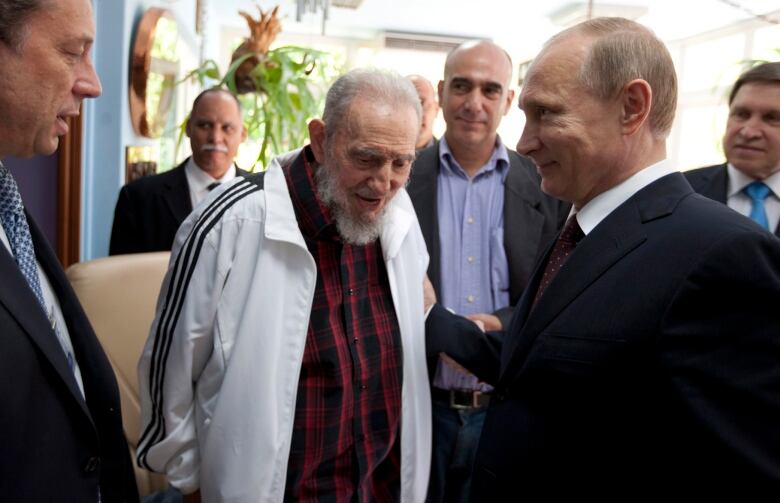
[183,490,202,503]
[466,313,502,331]
[423,274,437,313]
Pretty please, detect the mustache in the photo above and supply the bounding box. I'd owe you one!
[201,143,229,153]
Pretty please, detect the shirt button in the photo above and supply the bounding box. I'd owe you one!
[353,337,358,344]
[360,384,367,390]
[467,216,474,224]
[467,295,475,303]
[84,456,100,473]
[467,256,475,263]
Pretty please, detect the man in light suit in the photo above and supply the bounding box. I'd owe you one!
[0,0,138,501]
[425,17,780,500]
[407,40,566,503]
[109,88,248,255]
[685,61,780,236]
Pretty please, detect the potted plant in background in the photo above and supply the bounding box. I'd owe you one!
[179,5,341,170]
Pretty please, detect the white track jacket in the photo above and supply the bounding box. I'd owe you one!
[137,152,432,502]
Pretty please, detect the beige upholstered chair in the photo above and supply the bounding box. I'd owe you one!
[66,252,171,497]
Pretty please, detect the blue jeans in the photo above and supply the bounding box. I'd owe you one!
[426,398,488,503]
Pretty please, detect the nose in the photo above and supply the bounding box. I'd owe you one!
[74,58,102,99]
[516,124,539,156]
[369,163,394,195]
[739,121,762,140]
[463,89,482,112]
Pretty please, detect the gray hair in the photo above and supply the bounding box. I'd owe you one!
[729,61,780,104]
[322,68,422,145]
[0,0,47,50]
[190,87,244,116]
[550,17,678,138]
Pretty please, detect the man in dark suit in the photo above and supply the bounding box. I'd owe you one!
[685,61,780,236]
[110,88,248,255]
[408,40,566,503]
[425,17,780,500]
[0,0,138,501]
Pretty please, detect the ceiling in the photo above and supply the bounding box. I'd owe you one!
[206,0,780,57]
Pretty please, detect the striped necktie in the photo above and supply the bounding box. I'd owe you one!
[0,163,75,370]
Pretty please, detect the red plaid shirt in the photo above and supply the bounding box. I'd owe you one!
[282,147,403,502]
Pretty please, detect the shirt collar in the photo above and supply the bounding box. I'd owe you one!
[576,159,674,235]
[726,162,780,199]
[283,145,339,240]
[184,157,236,194]
[438,135,510,180]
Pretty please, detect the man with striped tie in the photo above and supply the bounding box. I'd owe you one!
[686,61,780,237]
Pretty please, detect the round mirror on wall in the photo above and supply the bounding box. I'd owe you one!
[129,7,180,138]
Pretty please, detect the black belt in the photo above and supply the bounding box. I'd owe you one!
[432,387,491,409]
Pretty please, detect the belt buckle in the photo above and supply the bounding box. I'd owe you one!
[449,389,480,410]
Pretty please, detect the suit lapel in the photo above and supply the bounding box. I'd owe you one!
[499,173,691,382]
[503,156,546,301]
[409,145,442,292]
[695,163,728,203]
[162,161,193,224]
[0,215,93,421]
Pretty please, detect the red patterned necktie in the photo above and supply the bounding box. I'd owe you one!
[533,215,585,306]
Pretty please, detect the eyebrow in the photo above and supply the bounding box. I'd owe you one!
[350,147,416,163]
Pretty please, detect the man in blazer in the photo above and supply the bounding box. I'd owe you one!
[685,62,780,236]
[0,0,138,500]
[425,18,780,500]
[408,40,566,503]
[110,88,248,255]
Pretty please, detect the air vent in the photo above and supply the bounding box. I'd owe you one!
[384,31,478,53]
[331,0,364,8]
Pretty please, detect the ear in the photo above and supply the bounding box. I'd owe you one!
[308,119,327,164]
[185,116,193,138]
[502,88,515,117]
[437,80,445,105]
[240,123,248,142]
[621,79,652,135]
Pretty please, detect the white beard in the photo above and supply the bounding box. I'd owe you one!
[314,161,386,245]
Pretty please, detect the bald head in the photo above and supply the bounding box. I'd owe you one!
[438,40,515,170]
[407,74,439,149]
[444,40,513,87]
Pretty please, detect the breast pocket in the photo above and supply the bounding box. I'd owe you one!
[530,332,629,376]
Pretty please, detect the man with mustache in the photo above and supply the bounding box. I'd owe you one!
[109,88,248,255]
[137,69,432,502]
[407,40,566,503]
[685,61,780,236]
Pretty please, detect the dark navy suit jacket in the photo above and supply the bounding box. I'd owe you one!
[427,172,780,499]
[109,159,248,255]
[0,213,138,501]
[685,162,780,236]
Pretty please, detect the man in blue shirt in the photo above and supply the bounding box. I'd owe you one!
[407,40,567,503]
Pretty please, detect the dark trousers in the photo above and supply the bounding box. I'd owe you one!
[426,397,488,503]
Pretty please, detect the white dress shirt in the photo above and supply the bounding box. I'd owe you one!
[184,158,237,209]
[726,163,780,232]
[575,159,675,235]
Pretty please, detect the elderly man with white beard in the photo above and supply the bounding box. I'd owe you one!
[137,69,432,503]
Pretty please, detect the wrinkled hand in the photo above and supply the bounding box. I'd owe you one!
[466,313,502,331]
[423,274,437,313]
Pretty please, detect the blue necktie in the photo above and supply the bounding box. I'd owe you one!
[0,163,74,370]
[744,181,772,231]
